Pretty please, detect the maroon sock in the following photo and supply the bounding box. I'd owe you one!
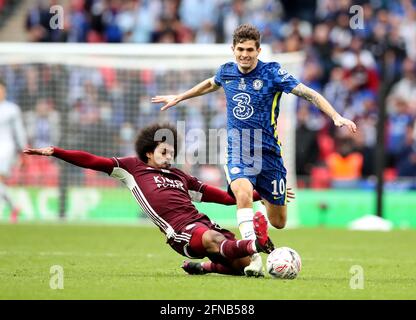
[219,240,255,259]
[201,261,240,275]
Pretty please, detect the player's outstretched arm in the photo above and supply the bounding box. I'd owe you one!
[200,184,260,205]
[200,185,295,205]
[23,147,55,156]
[23,147,115,175]
[151,77,220,111]
[291,83,357,133]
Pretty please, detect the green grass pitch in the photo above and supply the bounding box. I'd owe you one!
[0,223,415,300]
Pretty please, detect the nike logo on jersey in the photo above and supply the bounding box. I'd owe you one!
[225,80,233,84]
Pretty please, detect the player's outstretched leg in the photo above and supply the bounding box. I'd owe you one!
[182,260,244,276]
[244,211,275,277]
[182,261,206,275]
[185,226,273,277]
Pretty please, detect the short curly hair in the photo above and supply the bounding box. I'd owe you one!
[233,24,261,48]
[135,123,178,163]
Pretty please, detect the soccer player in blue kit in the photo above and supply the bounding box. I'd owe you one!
[152,24,357,277]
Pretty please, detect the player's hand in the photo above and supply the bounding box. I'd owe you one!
[23,147,54,156]
[287,187,295,203]
[333,115,357,133]
[151,95,181,111]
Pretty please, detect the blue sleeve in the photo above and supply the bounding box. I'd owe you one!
[272,64,300,93]
[214,65,223,87]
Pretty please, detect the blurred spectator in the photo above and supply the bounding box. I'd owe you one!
[298,61,326,131]
[338,36,379,95]
[17,67,41,113]
[195,22,216,44]
[151,17,177,43]
[102,0,123,42]
[345,89,376,120]
[118,121,136,156]
[281,0,316,23]
[25,99,60,148]
[65,0,90,42]
[179,0,216,34]
[397,123,416,177]
[295,105,319,177]
[323,66,349,115]
[386,97,414,168]
[329,12,353,49]
[387,58,416,167]
[78,108,117,157]
[352,117,376,177]
[326,136,363,181]
[117,0,155,43]
[398,0,416,60]
[26,0,55,42]
[309,23,333,82]
[217,0,248,44]
[386,58,416,115]
[280,17,312,42]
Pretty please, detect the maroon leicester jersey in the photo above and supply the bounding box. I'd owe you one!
[110,156,207,239]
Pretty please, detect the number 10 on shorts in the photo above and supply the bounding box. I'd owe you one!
[271,179,285,196]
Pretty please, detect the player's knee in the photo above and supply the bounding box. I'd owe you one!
[272,221,286,229]
[234,190,252,207]
[202,230,224,254]
[269,217,286,229]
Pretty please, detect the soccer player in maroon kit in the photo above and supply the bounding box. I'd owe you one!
[24,123,278,276]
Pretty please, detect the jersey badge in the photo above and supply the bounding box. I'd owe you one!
[253,79,263,90]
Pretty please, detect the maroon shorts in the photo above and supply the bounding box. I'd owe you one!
[167,215,236,260]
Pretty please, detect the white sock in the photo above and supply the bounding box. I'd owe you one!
[237,208,255,240]
[237,209,263,265]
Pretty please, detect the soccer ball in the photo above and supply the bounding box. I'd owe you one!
[266,247,302,279]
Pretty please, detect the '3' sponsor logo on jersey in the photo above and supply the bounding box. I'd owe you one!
[232,93,254,120]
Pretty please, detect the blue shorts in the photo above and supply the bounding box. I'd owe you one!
[224,149,287,205]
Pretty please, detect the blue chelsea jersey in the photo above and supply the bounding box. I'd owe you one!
[214,60,299,156]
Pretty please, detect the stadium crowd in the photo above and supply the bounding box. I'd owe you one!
[1,0,416,189]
